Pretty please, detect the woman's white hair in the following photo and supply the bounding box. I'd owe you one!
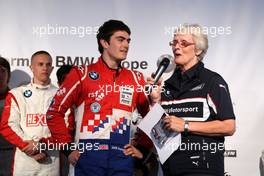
[174,23,208,61]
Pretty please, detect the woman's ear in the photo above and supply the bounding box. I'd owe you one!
[195,49,203,56]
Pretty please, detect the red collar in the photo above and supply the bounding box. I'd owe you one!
[97,56,123,80]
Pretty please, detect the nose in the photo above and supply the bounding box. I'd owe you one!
[123,40,129,49]
[42,64,49,71]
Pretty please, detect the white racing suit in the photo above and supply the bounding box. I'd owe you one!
[0,82,60,176]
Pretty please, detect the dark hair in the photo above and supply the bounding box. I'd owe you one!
[56,65,73,85]
[96,19,131,54]
[31,50,52,63]
[0,56,11,81]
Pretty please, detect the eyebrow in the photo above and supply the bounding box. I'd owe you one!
[116,36,131,41]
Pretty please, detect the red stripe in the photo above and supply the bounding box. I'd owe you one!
[0,93,28,149]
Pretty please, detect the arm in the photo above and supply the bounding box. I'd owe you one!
[163,116,235,136]
[163,75,236,137]
[189,119,235,136]
[44,66,85,144]
[0,92,28,149]
[135,71,150,118]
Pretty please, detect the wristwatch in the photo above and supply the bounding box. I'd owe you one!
[184,120,189,134]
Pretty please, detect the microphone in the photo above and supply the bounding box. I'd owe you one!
[152,55,173,85]
[147,55,174,94]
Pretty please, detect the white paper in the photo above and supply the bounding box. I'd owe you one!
[138,103,181,164]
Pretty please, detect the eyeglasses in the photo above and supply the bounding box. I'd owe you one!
[169,40,195,48]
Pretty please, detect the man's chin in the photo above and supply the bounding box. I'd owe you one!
[119,57,127,61]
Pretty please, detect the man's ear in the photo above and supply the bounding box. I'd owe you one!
[100,39,109,50]
[29,65,33,71]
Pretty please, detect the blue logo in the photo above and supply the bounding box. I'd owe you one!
[90,102,101,113]
[23,90,32,98]
[89,71,99,80]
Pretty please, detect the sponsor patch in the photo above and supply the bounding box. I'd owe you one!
[88,91,105,101]
[190,83,205,91]
[120,86,133,106]
[26,114,47,126]
[23,90,32,98]
[56,87,66,96]
[89,71,99,80]
[98,144,109,150]
[90,102,101,113]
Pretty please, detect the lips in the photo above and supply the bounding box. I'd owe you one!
[174,53,182,57]
[120,50,128,53]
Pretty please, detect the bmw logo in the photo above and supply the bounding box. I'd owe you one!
[23,90,32,98]
[90,102,101,113]
[88,71,99,80]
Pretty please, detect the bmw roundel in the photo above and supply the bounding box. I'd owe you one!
[88,71,99,80]
[23,90,32,98]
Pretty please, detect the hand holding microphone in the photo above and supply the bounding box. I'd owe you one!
[147,54,174,104]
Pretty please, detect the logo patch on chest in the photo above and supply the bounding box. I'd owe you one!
[90,102,101,113]
[120,86,133,106]
[190,83,205,91]
[23,90,32,98]
[26,114,47,126]
[89,71,99,80]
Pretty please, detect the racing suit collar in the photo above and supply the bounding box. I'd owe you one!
[99,56,123,79]
[100,56,122,71]
[31,79,52,89]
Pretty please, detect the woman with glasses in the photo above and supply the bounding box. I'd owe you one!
[159,24,236,176]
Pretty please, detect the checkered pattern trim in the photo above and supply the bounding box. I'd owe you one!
[111,117,130,134]
[87,114,109,133]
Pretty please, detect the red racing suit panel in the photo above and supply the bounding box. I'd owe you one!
[0,93,27,149]
[46,57,150,144]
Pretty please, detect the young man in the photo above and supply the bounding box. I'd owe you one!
[0,51,60,175]
[45,20,151,176]
[0,57,14,176]
[56,65,75,176]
